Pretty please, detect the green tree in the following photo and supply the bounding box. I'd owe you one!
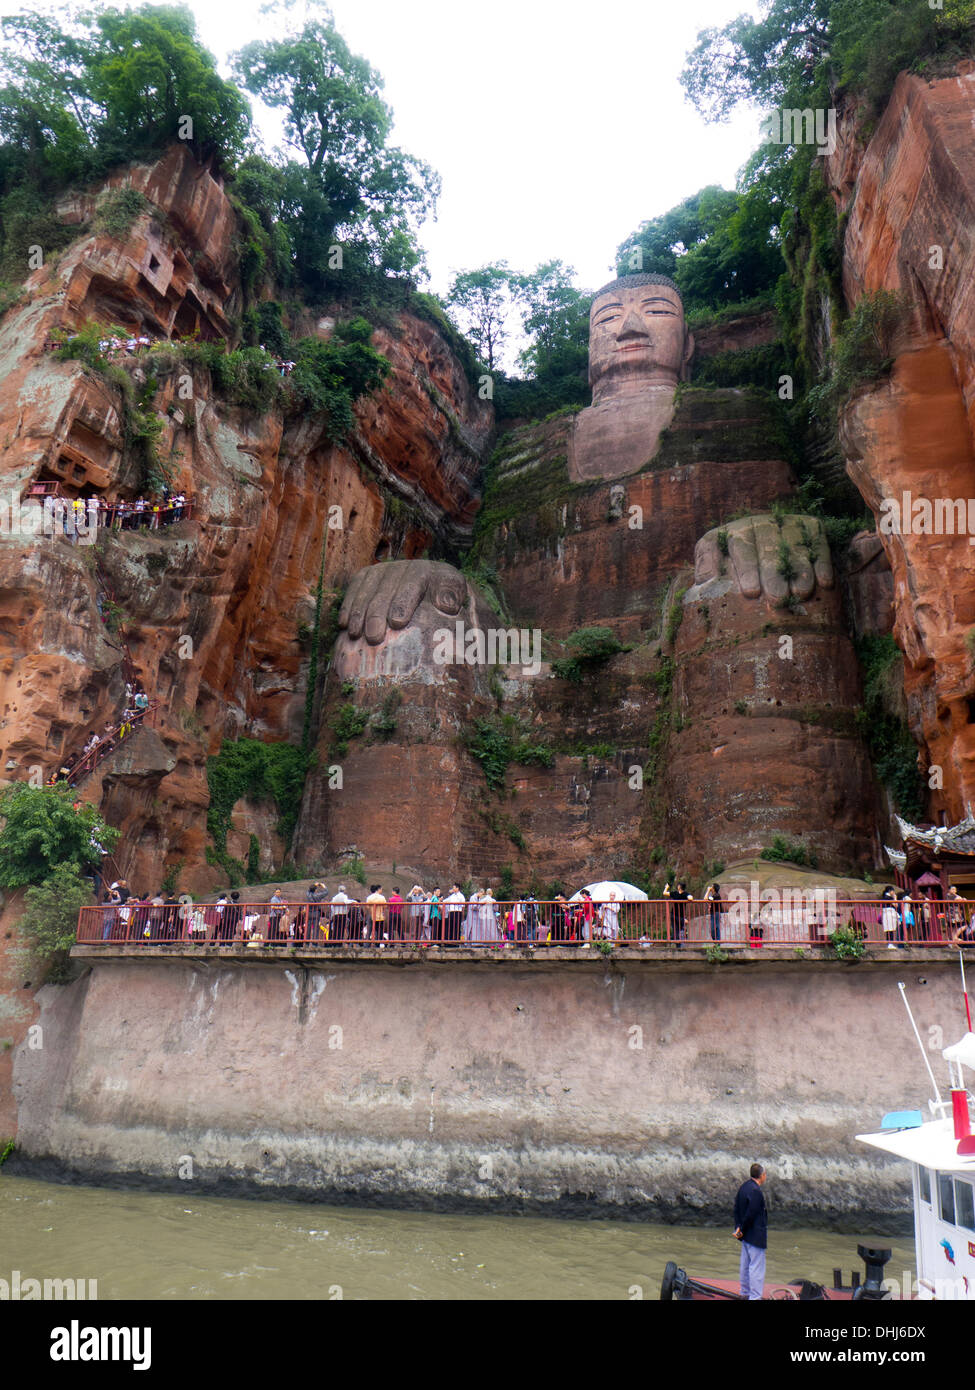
[19,862,94,979]
[0,4,251,179]
[232,9,439,297]
[0,784,119,889]
[89,4,251,166]
[445,262,516,371]
[513,259,590,382]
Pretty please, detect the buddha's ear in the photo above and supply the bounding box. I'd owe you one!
[680,331,695,382]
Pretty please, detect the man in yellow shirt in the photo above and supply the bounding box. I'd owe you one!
[366,885,387,946]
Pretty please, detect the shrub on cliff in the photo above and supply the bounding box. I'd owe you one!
[206,739,308,870]
[18,862,93,982]
[463,715,553,791]
[551,627,625,683]
[0,784,118,889]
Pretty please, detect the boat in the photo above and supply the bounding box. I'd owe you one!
[661,962,975,1301]
[855,981,975,1300]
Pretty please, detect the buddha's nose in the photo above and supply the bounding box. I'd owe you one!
[616,310,649,342]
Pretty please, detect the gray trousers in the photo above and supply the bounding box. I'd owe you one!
[739,1241,766,1300]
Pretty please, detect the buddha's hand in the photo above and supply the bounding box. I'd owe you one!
[694,514,833,601]
[338,559,469,646]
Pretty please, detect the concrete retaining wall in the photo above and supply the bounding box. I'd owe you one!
[11,948,968,1226]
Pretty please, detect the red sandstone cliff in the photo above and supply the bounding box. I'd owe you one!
[827,68,975,821]
[0,145,493,897]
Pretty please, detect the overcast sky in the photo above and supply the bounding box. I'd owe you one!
[3,0,766,295]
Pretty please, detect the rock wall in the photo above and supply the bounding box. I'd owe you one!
[11,950,959,1224]
[827,68,975,819]
[0,145,493,898]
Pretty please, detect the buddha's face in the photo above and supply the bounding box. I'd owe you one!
[589,281,691,398]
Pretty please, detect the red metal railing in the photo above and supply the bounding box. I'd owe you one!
[62,701,159,787]
[74,898,973,949]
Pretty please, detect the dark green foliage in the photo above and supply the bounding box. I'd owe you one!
[331,703,369,757]
[664,594,686,647]
[0,4,250,186]
[242,299,288,356]
[498,864,515,899]
[231,16,439,303]
[694,342,787,392]
[0,784,118,889]
[371,687,402,741]
[551,626,624,683]
[760,835,819,869]
[0,185,81,284]
[18,862,93,980]
[289,318,390,441]
[206,738,308,864]
[247,834,260,881]
[463,715,553,791]
[616,183,784,316]
[855,635,925,819]
[93,186,150,238]
[807,290,909,420]
[828,924,865,961]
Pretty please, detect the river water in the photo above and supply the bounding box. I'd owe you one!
[0,1174,917,1300]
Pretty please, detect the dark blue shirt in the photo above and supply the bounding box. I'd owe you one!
[734,1178,767,1250]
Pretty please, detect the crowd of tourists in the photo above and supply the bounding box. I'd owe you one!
[86,877,975,949]
[93,882,637,947]
[48,682,152,789]
[45,490,191,533]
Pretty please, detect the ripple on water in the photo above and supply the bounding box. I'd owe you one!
[0,1176,915,1301]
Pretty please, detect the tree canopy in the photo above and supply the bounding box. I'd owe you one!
[0,784,118,890]
[0,4,250,186]
[231,12,439,301]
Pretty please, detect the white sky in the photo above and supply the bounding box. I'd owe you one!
[1,0,766,298]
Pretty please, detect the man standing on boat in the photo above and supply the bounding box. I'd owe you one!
[734,1163,768,1300]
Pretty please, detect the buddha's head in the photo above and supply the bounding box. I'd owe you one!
[588,272,693,402]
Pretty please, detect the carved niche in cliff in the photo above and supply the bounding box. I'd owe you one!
[567,272,694,484]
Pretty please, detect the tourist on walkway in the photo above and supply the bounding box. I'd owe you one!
[463,889,483,943]
[387,887,404,941]
[664,880,690,948]
[881,886,900,949]
[444,884,466,945]
[222,891,242,942]
[898,890,915,949]
[306,882,328,939]
[521,892,539,943]
[267,890,285,945]
[428,888,443,943]
[407,884,427,943]
[366,885,387,944]
[704,884,723,942]
[734,1163,768,1301]
[550,893,569,943]
[600,891,620,943]
[330,885,351,942]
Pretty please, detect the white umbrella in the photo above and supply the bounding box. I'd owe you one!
[569,880,648,902]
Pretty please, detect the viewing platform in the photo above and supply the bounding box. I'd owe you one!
[74,896,973,954]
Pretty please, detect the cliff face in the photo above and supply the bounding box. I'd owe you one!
[827,69,975,819]
[0,145,493,896]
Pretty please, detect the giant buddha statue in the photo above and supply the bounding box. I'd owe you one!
[567,272,694,483]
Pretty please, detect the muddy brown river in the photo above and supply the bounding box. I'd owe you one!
[0,1174,917,1300]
